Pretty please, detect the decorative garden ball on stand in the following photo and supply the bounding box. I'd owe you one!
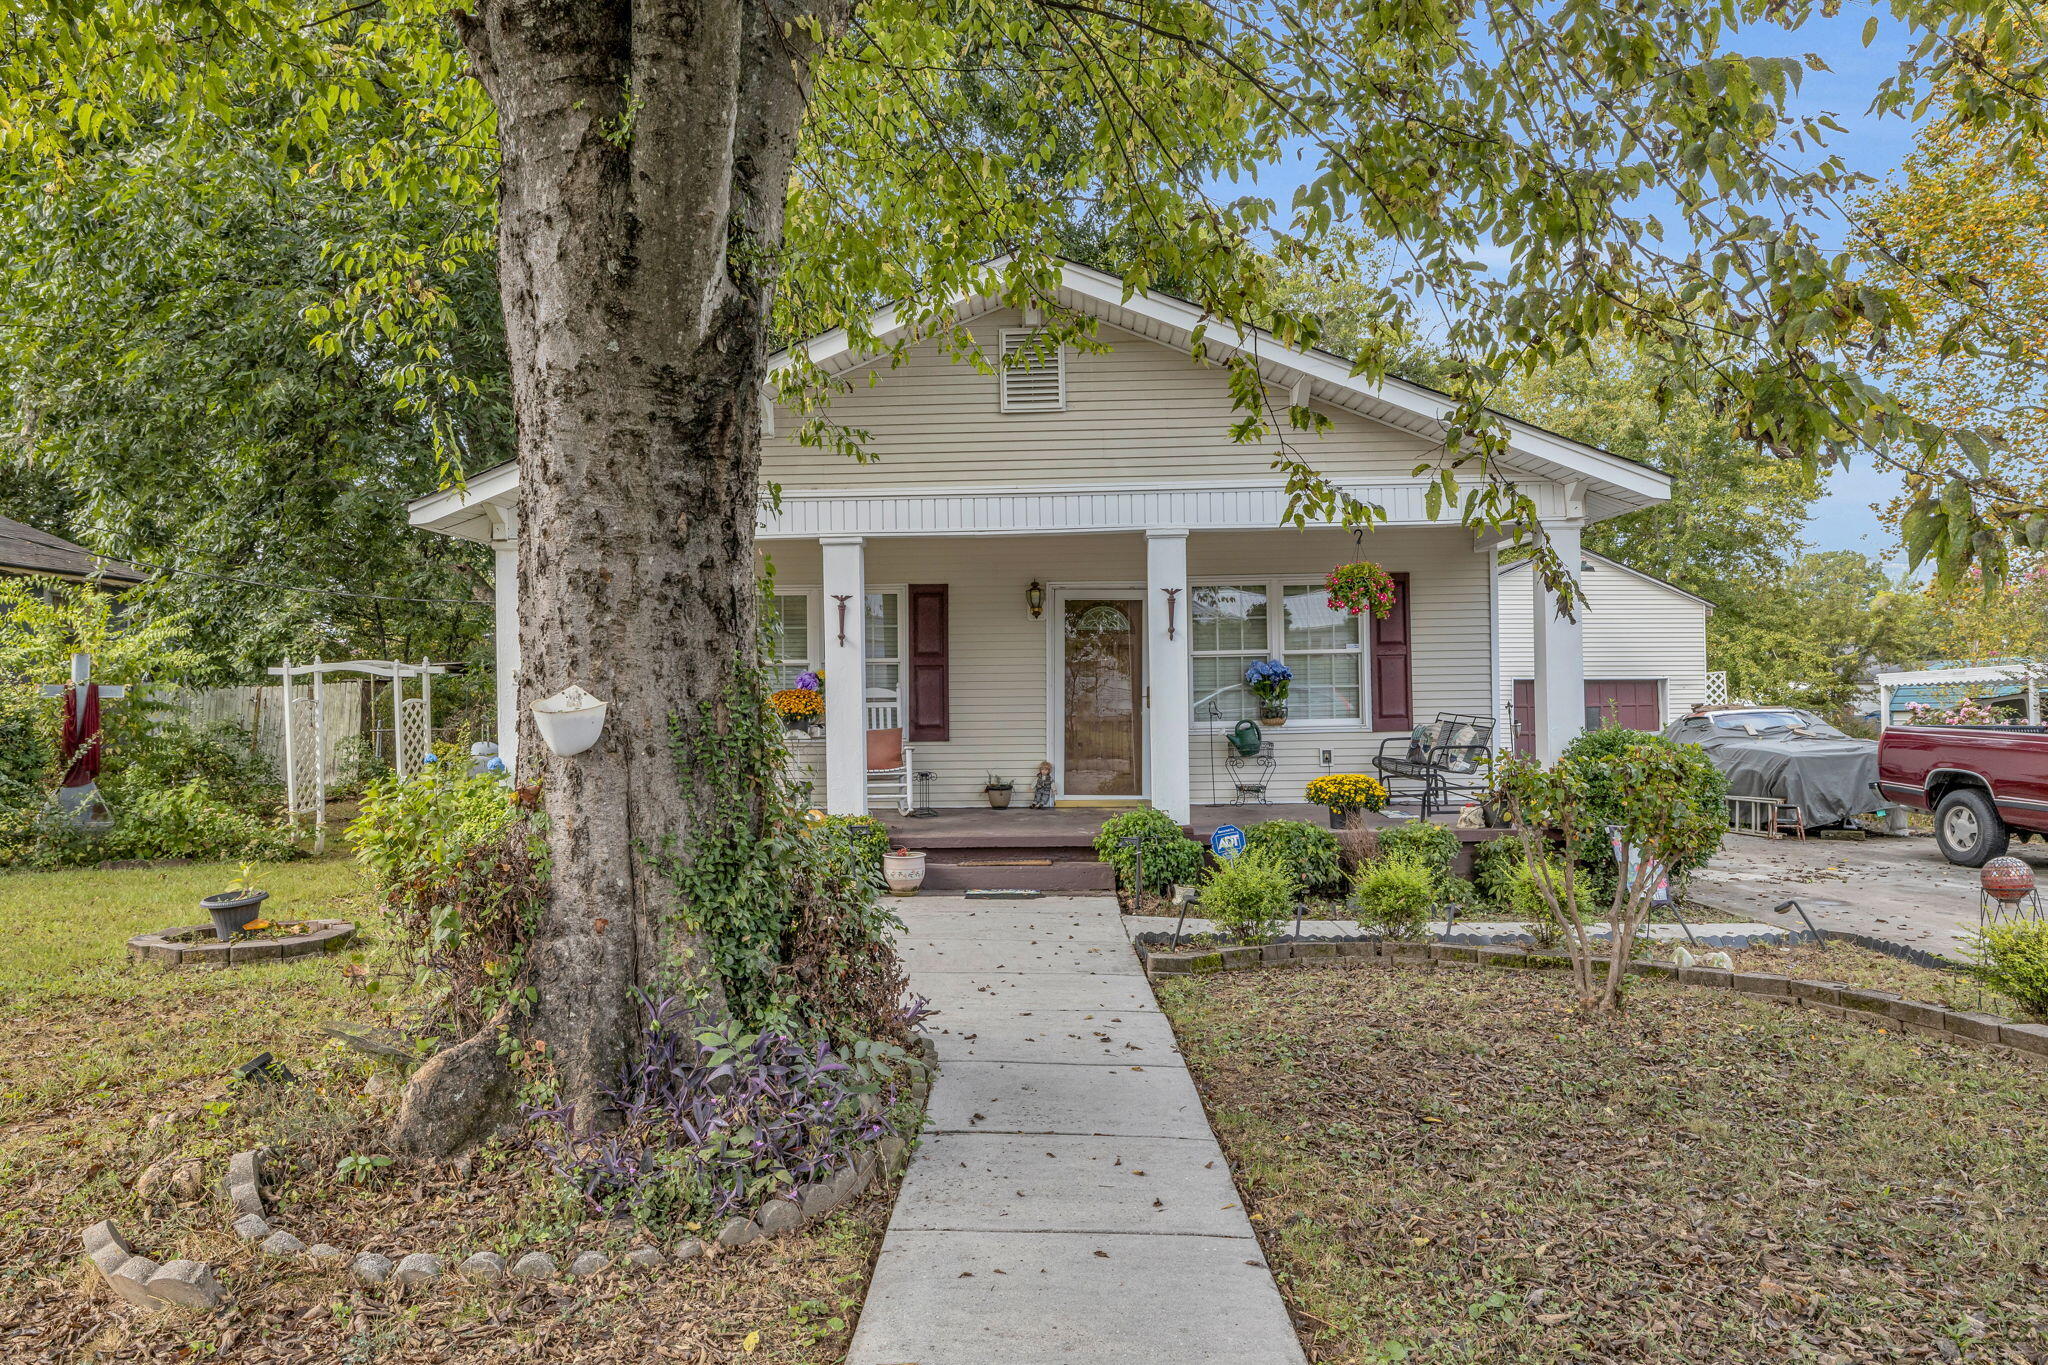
[1980,855,2035,904]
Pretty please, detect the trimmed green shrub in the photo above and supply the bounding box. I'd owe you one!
[1200,851,1294,944]
[1970,919,2048,1020]
[1558,726,1728,892]
[1469,836,1524,912]
[1504,854,1571,947]
[1350,856,1437,940]
[1094,807,1205,900]
[1374,821,1461,880]
[1245,819,1342,898]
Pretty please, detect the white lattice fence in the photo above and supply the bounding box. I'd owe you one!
[399,697,432,776]
[1703,671,1729,706]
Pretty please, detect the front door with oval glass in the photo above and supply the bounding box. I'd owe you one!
[1062,595,1145,797]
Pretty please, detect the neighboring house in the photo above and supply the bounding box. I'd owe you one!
[1496,553,1714,753]
[0,515,145,588]
[409,261,1671,821]
[1871,659,2044,727]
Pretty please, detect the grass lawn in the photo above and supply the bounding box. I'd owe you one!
[0,854,891,1363]
[1161,961,2048,1364]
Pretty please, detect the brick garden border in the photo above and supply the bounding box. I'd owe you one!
[127,920,356,967]
[82,1036,938,1314]
[1138,938,2048,1068]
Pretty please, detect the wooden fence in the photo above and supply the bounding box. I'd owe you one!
[153,681,366,777]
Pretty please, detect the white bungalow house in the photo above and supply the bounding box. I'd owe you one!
[408,261,1671,824]
[1496,552,1715,752]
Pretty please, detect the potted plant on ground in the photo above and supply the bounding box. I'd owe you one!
[984,773,1014,809]
[883,846,927,896]
[1305,773,1390,829]
[1244,659,1293,723]
[1324,561,1400,619]
[201,863,269,941]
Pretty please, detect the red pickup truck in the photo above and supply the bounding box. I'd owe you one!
[1877,725,2048,866]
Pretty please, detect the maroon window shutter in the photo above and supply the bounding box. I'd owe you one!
[907,584,950,742]
[1370,572,1412,730]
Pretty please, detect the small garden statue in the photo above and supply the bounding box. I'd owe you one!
[1030,761,1055,808]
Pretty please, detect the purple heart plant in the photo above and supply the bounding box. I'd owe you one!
[529,991,926,1225]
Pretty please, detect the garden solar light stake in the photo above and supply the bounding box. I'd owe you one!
[1775,899,1825,946]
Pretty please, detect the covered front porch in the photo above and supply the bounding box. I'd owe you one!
[766,518,1589,823]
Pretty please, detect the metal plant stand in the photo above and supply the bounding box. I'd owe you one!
[1227,741,1274,805]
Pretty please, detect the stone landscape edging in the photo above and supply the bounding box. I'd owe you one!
[1137,937,2048,1068]
[127,920,356,967]
[82,1035,937,1314]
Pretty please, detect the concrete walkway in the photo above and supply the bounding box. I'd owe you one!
[849,895,1306,1365]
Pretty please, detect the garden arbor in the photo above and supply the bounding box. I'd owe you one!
[271,657,449,851]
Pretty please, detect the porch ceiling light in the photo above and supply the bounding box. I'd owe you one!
[1027,580,1046,618]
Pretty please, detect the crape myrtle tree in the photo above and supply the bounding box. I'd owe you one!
[8,0,2045,1151]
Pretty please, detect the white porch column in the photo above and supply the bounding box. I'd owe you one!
[821,536,868,814]
[1146,529,1192,824]
[1530,520,1586,764]
[489,506,522,778]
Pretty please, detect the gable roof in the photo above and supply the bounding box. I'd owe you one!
[411,258,1670,540]
[1499,550,1715,613]
[0,515,146,586]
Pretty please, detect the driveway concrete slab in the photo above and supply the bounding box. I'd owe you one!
[924,1008,1180,1065]
[916,969,1161,1016]
[925,1059,1211,1138]
[897,937,1143,976]
[891,1132,1250,1236]
[848,1230,1303,1365]
[1689,832,2014,956]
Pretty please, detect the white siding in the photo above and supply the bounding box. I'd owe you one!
[763,309,1444,490]
[763,526,1493,810]
[1497,557,1711,728]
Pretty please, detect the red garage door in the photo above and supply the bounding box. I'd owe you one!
[1513,679,1664,755]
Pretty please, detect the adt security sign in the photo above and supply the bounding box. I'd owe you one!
[1210,824,1247,861]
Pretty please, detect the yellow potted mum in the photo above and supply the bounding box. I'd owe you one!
[1305,773,1389,829]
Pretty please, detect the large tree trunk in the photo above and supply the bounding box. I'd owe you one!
[394,0,836,1154]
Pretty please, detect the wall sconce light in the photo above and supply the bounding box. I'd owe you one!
[1026,580,1046,618]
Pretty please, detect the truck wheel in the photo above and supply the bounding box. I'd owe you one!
[1934,788,2009,867]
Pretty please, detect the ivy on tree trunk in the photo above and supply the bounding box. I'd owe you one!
[394,0,844,1153]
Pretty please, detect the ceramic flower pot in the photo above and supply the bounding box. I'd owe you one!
[985,786,1013,809]
[883,850,927,897]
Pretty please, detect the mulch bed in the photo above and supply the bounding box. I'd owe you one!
[1160,962,2048,1364]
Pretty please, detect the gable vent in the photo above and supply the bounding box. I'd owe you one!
[999,328,1066,413]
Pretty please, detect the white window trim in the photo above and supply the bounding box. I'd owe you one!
[1188,577,1371,732]
[998,328,1067,413]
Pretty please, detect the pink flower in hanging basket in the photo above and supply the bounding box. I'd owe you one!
[1324,561,1399,620]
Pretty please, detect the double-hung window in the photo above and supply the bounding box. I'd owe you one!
[770,592,814,689]
[1189,580,1364,725]
[864,590,906,730]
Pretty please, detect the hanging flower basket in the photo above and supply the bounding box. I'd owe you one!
[1325,561,1399,619]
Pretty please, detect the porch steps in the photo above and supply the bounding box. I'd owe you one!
[911,833,1115,894]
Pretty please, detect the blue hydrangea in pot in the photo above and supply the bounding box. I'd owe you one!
[1244,659,1293,724]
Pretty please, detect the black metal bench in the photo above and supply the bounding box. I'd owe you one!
[1372,712,1496,817]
